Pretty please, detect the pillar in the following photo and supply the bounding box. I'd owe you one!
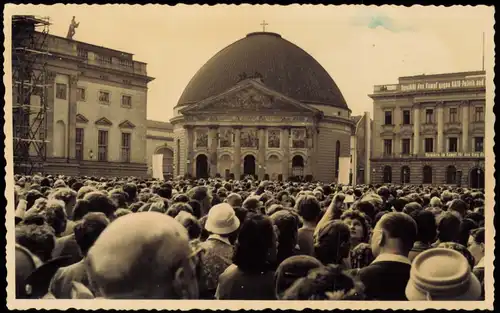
[364,112,371,184]
[305,127,313,178]
[258,127,266,180]
[312,127,319,180]
[45,71,56,159]
[350,135,357,186]
[68,75,78,160]
[281,127,290,181]
[413,105,421,155]
[208,126,218,177]
[233,127,241,180]
[185,125,194,177]
[462,100,469,153]
[437,101,444,153]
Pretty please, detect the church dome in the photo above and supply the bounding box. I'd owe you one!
[176,32,349,110]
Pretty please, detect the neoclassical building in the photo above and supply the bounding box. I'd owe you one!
[170,31,356,182]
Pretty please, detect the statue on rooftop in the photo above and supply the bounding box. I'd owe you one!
[66,16,79,40]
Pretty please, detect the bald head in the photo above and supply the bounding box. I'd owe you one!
[86,212,194,298]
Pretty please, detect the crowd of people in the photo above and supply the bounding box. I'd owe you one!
[13,173,487,300]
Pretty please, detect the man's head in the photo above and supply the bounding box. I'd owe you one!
[370,212,417,258]
[85,212,198,299]
[74,212,110,256]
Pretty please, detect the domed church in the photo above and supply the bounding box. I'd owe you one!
[170,31,355,182]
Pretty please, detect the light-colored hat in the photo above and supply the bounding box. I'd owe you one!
[205,203,240,235]
[406,248,482,301]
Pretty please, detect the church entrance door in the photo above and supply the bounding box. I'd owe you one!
[196,154,209,178]
[243,155,256,178]
[469,167,484,189]
[292,155,304,178]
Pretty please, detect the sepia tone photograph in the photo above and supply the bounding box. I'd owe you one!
[3,4,495,310]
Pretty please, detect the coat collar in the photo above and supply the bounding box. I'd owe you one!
[372,253,411,266]
[207,234,232,246]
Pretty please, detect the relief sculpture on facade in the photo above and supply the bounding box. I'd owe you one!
[268,129,281,148]
[291,128,306,148]
[219,128,233,148]
[241,129,259,148]
[185,115,310,123]
[195,129,208,148]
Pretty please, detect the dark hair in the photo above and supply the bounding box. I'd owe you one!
[72,199,92,221]
[392,198,409,212]
[122,183,137,202]
[296,195,321,223]
[26,190,44,211]
[83,191,117,218]
[403,202,423,216]
[458,218,479,246]
[242,197,262,214]
[340,210,370,243]
[274,255,323,299]
[173,193,190,203]
[356,199,377,224]
[128,201,144,213]
[233,214,275,273]
[187,200,202,219]
[108,190,129,209]
[74,212,110,255]
[314,220,351,265]
[465,212,484,227]
[176,213,202,240]
[470,227,485,245]
[166,202,194,218]
[448,199,468,218]
[377,212,417,253]
[410,210,437,244]
[15,222,55,262]
[271,210,299,265]
[437,212,461,243]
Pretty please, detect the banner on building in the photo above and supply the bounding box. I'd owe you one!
[338,157,351,185]
[152,154,164,180]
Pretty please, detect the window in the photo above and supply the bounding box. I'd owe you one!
[446,166,457,184]
[121,95,132,108]
[383,166,392,183]
[75,128,84,161]
[475,137,484,152]
[423,166,433,184]
[76,87,86,101]
[121,132,131,163]
[99,91,110,104]
[119,59,133,68]
[98,130,108,161]
[475,106,484,122]
[77,48,88,59]
[383,139,392,155]
[384,111,392,125]
[449,108,458,123]
[401,166,410,184]
[402,110,411,125]
[425,109,434,124]
[56,83,67,100]
[401,139,411,155]
[425,138,434,153]
[448,137,458,152]
[97,54,112,64]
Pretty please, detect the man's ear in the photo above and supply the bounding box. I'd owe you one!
[480,242,485,253]
[377,230,386,247]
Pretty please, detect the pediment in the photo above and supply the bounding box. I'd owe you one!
[95,117,113,126]
[444,126,462,135]
[76,114,89,124]
[400,129,413,136]
[180,80,319,116]
[118,120,136,129]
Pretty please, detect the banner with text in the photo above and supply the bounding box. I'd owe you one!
[401,77,485,92]
[338,157,351,185]
[425,152,485,158]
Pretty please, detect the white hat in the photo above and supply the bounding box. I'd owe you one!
[406,248,482,301]
[205,203,240,235]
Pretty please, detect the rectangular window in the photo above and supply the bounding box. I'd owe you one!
[401,139,411,155]
[97,54,112,64]
[425,138,434,153]
[449,108,458,123]
[99,91,110,104]
[56,83,67,100]
[76,87,86,101]
[402,110,411,125]
[384,111,392,125]
[98,130,108,161]
[121,132,131,163]
[475,106,484,122]
[448,137,458,152]
[121,95,132,108]
[119,59,133,68]
[475,137,484,152]
[425,109,434,124]
[383,139,392,156]
[77,48,88,59]
[75,128,84,161]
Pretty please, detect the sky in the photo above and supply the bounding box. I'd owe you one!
[6,4,495,122]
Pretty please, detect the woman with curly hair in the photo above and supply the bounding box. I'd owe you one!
[340,210,371,249]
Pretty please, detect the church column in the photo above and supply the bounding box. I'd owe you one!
[437,101,444,153]
[68,75,78,160]
[233,127,241,180]
[413,104,421,155]
[281,127,290,181]
[461,100,470,153]
[208,125,218,177]
[305,127,313,178]
[184,125,194,177]
[45,71,56,159]
[258,127,266,180]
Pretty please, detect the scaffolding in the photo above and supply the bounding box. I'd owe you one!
[12,15,51,175]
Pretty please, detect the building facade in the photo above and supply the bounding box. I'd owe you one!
[370,71,486,188]
[350,112,372,185]
[26,31,155,177]
[170,32,355,182]
[146,120,175,177]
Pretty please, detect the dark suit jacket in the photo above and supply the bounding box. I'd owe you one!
[358,261,411,300]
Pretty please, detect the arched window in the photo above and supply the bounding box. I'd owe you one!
[335,140,340,179]
[383,166,392,183]
[401,166,410,184]
[446,165,457,184]
[423,166,433,184]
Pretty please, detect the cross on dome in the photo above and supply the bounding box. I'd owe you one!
[260,20,269,32]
